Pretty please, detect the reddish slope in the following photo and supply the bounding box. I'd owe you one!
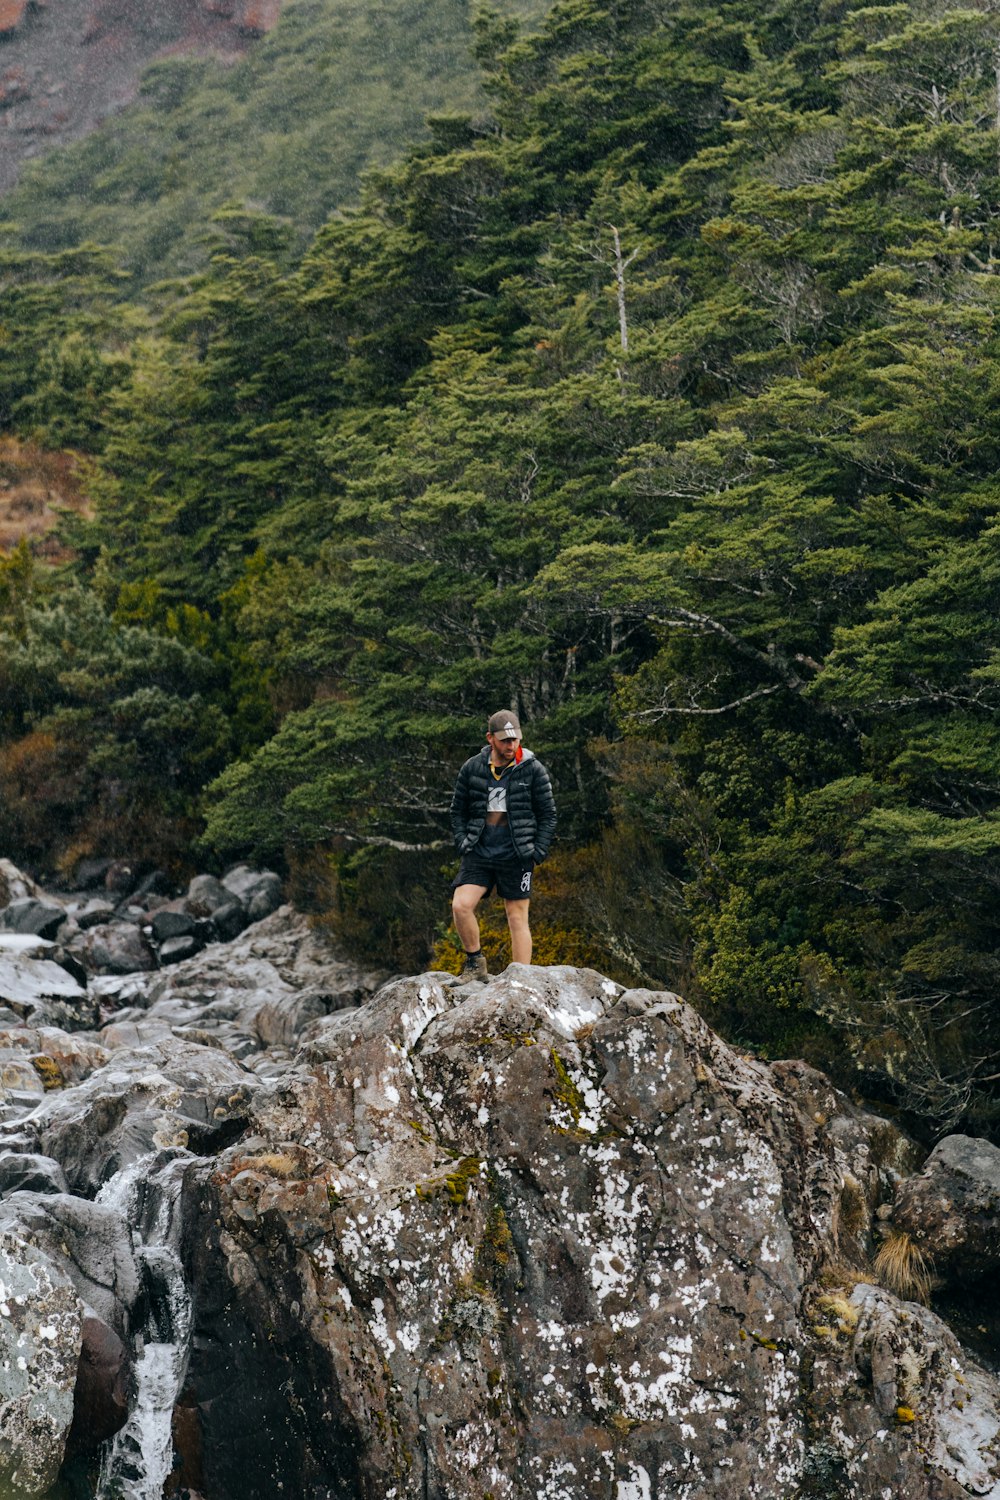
[0,0,283,194]
[0,438,91,564]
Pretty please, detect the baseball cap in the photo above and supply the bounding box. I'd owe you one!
[488,710,522,740]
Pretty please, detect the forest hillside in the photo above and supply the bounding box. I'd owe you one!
[1,0,547,287]
[1,0,998,1143]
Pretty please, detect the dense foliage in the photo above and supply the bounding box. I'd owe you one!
[3,0,1000,1137]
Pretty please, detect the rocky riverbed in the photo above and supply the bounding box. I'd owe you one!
[0,858,996,1499]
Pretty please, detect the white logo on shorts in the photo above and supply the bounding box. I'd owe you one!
[520,870,531,893]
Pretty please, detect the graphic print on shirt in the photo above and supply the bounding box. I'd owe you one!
[487,785,507,816]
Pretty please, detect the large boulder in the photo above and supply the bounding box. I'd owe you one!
[9,1038,256,1196]
[211,900,249,942]
[0,1151,69,1196]
[68,922,156,976]
[185,875,231,917]
[889,1133,1000,1286]
[150,910,198,945]
[176,965,984,1500]
[0,1229,84,1496]
[807,1283,1000,1497]
[0,1194,141,1343]
[0,899,66,941]
[0,952,97,1032]
[220,866,283,922]
[0,860,44,907]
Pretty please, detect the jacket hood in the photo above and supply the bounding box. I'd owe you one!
[479,745,535,763]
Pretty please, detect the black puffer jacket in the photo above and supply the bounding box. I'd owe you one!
[451,747,556,863]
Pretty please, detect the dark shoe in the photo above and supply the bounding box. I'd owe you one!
[459,951,488,983]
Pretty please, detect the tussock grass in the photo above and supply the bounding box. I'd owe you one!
[873,1230,932,1305]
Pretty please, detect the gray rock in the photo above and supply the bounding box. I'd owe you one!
[255,987,342,1049]
[211,901,249,943]
[150,910,197,944]
[0,860,45,906]
[0,1229,83,1496]
[0,1151,68,1196]
[0,952,96,1032]
[221,867,283,921]
[186,874,231,916]
[221,864,273,901]
[48,946,89,988]
[69,922,156,976]
[180,965,956,1500]
[246,875,283,921]
[808,1283,1000,1496]
[158,934,202,965]
[0,898,66,941]
[26,1039,254,1195]
[890,1133,1000,1285]
[0,1194,140,1343]
[70,899,116,931]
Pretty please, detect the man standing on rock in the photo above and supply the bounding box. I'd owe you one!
[450,709,556,981]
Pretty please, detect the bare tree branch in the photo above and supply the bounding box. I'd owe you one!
[628,684,782,720]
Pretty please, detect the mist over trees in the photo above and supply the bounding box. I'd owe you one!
[2,0,1000,1139]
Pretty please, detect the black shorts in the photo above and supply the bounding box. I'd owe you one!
[452,852,533,901]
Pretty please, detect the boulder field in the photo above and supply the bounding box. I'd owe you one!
[0,863,994,1498]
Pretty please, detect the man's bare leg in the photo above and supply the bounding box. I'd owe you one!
[504,898,532,965]
[453,884,488,954]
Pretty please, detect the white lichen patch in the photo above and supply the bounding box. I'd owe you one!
[529,1455,580,1500]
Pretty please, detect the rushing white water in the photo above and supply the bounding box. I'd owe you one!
[94,1153,193,1500]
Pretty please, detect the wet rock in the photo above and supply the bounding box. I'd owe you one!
[69,921,156,976]
[890,1133,1000,1286]
[0,875,990,1500]
[0,951,96,1031]
[159,934,202,966]
[0,1150,68,1196]
[21,1039,255,1195]
[0,1229,83,1496]
[0,1193,141,1342]
[65,1312,131,1455]
[0,1025,111,1087]
[151,910,197,944]
[68,899,116,931]
[0,897,67,941]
